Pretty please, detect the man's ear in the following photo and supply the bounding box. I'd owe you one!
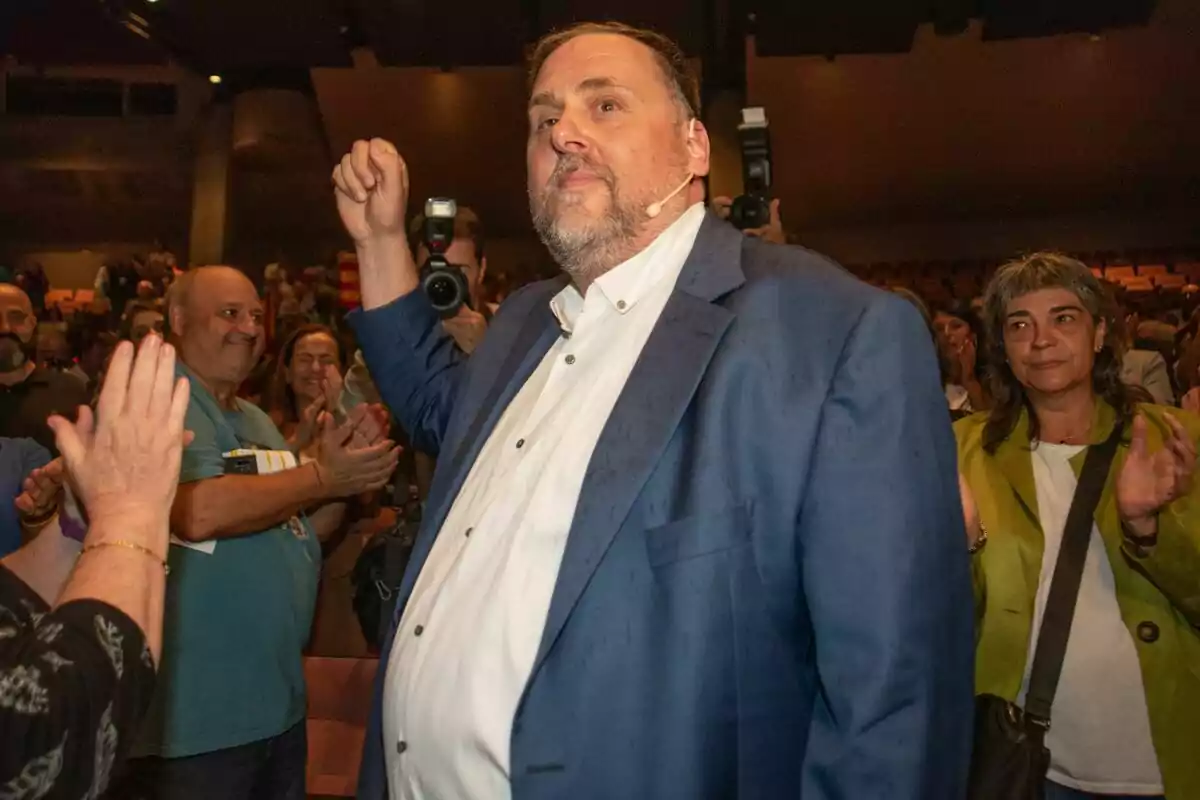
[168,305,186,338]
[686,118,712,179]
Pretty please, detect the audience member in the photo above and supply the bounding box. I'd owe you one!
[0,285,90,454]
[407,204,491,352]
[0,336,190,799]
[16,263,49,314]
[267,323,347,446]
[958,252,1198,800]
[121,300,166,345]
[114,266,397,800]
[934,299,992,414]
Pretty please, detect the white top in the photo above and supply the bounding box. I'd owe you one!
[1021,442,1163,795]
[383,203,708,800]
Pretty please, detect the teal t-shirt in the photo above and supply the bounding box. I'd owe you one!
[134,364,321,758]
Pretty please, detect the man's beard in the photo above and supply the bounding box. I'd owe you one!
[0,332,35,374]
[529,155,645,286]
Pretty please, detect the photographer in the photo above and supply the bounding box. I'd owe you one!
[710,195,787,244]
[408,203,491,353]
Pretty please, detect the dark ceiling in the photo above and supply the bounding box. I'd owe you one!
[2,0,1160,95]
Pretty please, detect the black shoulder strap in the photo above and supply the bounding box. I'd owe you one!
[1023,421,1124,724]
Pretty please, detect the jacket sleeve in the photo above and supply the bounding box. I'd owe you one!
[798,293,975,800]
[348,291,465,457]
[1121,411,1200,626]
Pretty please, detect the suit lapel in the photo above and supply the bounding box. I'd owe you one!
[531,214,745,673]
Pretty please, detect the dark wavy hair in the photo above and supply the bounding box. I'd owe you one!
[266,323,346,429]
[981,252,1134,453]
[933,299,990,386]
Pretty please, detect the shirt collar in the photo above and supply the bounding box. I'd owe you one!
[550,202,706,334]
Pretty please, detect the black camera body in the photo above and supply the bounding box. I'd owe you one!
[730,107,773,231]
[420,197,471,317]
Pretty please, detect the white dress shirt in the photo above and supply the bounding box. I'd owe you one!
[383,203,707,800]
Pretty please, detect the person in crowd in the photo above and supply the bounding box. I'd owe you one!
[409,203,492,348]
[1116,301,1177,406]
[0,336,190,800]
[121,300,166,346]
[0,436,51,557]
[935,299,992,415]
[16,263,49,315]
[105,259,142,326]
[0,285,90,454]
[957,252,1199,800]
[335,20,972,800]
[892,287,960,415]
[113,266,398,800]
[1177,331,1200,413]
[709,195,789,244]
[267,323,347,445]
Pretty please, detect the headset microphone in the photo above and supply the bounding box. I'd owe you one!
[645,118,698,219]
[645,173,695,219]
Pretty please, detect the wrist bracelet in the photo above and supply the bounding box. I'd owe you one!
[80,540,170,575]
[969,522,989,554]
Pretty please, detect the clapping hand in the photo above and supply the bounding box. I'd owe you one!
[15,458,65,522]
[48,337,191,531]
[1117,414,1197,539]
[313,411,399,499]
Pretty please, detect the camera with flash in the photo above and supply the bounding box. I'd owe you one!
[730,107,774,231]
[420,197,471,317]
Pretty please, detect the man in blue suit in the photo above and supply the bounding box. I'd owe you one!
[333,20,974,800]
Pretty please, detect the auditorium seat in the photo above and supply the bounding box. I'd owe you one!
[305,657,379,797]
[1153,274,1186,288]
[1137,264,1168,277]
[44,289,73,309]
[1105,265,1136,281]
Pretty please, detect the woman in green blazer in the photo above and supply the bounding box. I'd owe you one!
[956,252,1199,800]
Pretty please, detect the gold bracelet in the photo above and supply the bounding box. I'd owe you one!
[969,522,989,555]
[80,540,170,575]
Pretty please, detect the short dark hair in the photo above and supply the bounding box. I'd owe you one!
[408,204,485,264]
[527,21,700,121]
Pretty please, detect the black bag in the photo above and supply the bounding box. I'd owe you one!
[967,423,1123,800]
[351,501,421,650]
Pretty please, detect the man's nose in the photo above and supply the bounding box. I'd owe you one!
[550,111,590,155]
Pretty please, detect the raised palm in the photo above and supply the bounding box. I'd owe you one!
[1116,414,1196,527]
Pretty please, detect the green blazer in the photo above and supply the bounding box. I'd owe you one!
[955,402,1200,800]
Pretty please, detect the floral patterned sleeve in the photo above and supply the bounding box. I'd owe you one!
[0,565,156,800]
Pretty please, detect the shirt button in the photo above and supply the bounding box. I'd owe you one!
[465,527,473,538]
[616,300,627,310]
[565,354,576,365]
[396,740,408,754]
[516,438,525,449]
[1136,621,1160,643]
[414,625,425,637]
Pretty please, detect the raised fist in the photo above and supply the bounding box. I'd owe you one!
[332,138,409,244]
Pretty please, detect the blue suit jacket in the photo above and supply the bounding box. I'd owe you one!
[351,214,974,799]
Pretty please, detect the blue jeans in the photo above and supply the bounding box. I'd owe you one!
[109,720,307,800]
[1046,780,1164,800]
